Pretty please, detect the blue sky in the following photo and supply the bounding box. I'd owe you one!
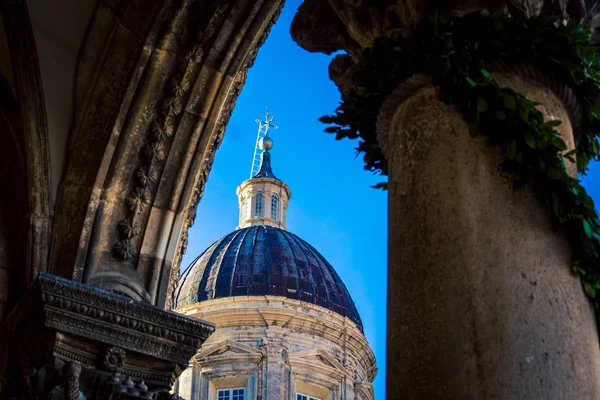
[181,1,599,398]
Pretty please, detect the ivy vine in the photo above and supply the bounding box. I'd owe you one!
[320,12,600,307]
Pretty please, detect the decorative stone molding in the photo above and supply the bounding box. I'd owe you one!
[376,73,433,159]
[288,349,348,381]
[48,361,86,400]
[7,273,215,398]
[195,339,264,367]
[103,347,127,373]
[259,337,290,357]
[376,64,587,161]
[49,0,287,310]
[291,0,600,57]
[174,296,376,399]
[236,176,292,230]
[291,1,600,103]
[488,61,586,143]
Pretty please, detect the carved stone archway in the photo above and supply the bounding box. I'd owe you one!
[1,1,288,398]
[48,0,285,308]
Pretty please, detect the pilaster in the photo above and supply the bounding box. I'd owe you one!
[260,335,290,400]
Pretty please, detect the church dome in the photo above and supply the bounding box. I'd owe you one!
[175,225,363,332]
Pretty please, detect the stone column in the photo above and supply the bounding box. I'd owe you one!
[342,358,356,400]
[290,1,600,398]
[380,73,600,399]
[260,336,290,400]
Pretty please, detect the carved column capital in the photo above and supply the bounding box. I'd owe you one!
[259,337,290,357]
[291,1,600,94]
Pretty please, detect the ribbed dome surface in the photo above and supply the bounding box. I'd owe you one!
[175,225,363,331]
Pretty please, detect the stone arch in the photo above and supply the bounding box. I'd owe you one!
[1,0,53,294]
[48,0,286,307]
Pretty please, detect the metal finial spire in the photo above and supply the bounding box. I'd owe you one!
[250,107,278,178]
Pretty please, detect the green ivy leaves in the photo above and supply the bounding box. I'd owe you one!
[319,11,600,310]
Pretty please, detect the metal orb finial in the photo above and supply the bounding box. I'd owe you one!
[259,136,273,151]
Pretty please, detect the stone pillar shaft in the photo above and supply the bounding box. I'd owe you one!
[263,352,287,399]
[385,78,600,399]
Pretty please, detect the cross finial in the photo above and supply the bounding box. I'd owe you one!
[254,106,279,136]
[250,107,279,178]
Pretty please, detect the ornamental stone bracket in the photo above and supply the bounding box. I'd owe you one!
[7,273,215,400]
[290,0,600,97]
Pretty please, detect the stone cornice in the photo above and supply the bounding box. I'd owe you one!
[236,177,292,200]
[291,1,600,58]
[9,273,215,365]
[176,295,377,382]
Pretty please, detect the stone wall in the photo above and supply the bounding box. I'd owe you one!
[175,296,377,400]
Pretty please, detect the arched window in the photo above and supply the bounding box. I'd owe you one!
[271,194,279,221]
[254,193,264,218]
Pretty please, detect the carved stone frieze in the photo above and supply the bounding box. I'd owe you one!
[30,273,214,364]
[48,0,287,310]
[103,347,127,373]
[48,362,86,400]
[7,273,215,398]
[291,0,600,97]
[259,337,290,358]
[291,0,600,55]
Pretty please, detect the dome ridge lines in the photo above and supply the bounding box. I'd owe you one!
[275,227,303,301]
[214,228,246,298]
[176,238,222,305]
[295,235,363,331]
[248,226,262,295]
[283,230,322,303]
[261,226,273,297]
[210,230,243,296]
[228,226,252,296]
[175,226,363,332]
[176,253,200,304]
[200,231,236,301]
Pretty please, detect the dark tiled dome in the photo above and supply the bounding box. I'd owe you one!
[175,225,363,332]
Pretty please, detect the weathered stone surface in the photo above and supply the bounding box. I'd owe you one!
[175,296,376,400]
[384,76,600,399]
[7,273,215,399]
[290,2,600,396]
[49,0,285,309]
[291,1,600,91]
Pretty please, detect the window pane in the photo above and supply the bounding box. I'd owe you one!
[232,389,244,400]
[233,389,244,400]
[254,193,264,217]
[217,390,231,400]
[271,194,279,221]
[297,394,318,400]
